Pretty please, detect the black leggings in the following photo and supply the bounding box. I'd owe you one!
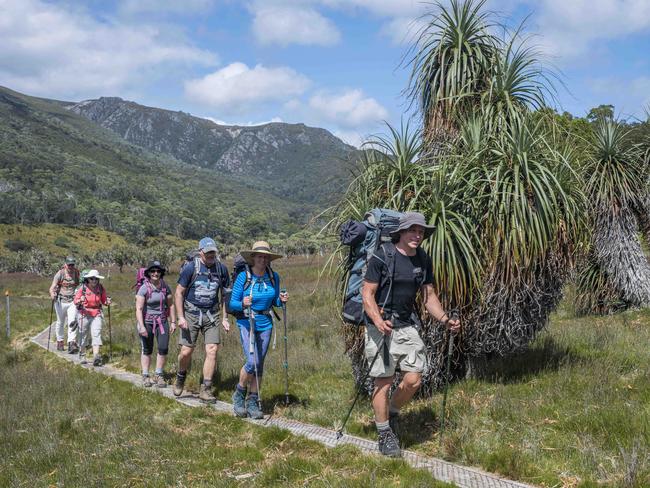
[139,319,170,355]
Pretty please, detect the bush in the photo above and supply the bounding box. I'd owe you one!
[54,236,71,248]
[4,239,32,252]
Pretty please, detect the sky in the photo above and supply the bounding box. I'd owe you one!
[1,0,649,147]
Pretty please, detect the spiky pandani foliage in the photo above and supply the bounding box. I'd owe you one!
[333,108,585,393]
[582,120,650,309]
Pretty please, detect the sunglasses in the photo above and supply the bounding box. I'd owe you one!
[149,269,162,274]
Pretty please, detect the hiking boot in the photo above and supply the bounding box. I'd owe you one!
[389,411,400,437]
[378,428,401,458]
[68,342,79,354]
[246,394,264,419]
[93,355,103,367]
[154,374,166,388]
[79,354,87,365]
[142,374,153,387]
[232,387,247,417]
[173,373,186,397]
[199,383,217,404]
[56,340,64,351]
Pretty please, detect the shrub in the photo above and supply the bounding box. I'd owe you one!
[4,239,32,252]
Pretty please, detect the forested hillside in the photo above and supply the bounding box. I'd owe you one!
[0,86,317,244]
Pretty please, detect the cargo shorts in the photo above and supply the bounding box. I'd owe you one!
[179,302,221,347]
[364,323,426,378]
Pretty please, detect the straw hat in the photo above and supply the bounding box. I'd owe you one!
[240,241,283,265]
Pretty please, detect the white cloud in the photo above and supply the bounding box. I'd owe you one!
[588,76,650,118]
[380,16,427,45]
[333,129,367,148]
[0,0,217,100]
[119,0,215,16]
[184,63,311,112]
[252,5,340,46]
[520,0,650,59]
[308,89,389,128]
[202,115,283,126]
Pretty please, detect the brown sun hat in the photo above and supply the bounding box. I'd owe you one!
[240,241,283,265]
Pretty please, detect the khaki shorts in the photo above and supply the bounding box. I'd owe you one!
[364,324,426,378]
[179,303,221,347]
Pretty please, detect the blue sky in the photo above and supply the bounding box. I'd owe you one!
[1,0,649,146]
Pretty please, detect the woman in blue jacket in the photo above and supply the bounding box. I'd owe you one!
[229,241,288,419]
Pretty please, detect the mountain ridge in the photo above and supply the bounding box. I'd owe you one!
[67,96,358,205]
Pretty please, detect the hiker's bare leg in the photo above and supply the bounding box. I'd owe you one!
[238,367,253,389]
[178,345,193,372]
[390,372,422,410]
[156,354,166,371]
[141,354,151,373]
[372,376,393,423]
[203,343,217,381]
[92,345,100,356]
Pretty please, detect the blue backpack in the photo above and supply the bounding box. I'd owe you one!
[339,208,404,325]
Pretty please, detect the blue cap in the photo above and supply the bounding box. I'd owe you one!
[198,237,218,253]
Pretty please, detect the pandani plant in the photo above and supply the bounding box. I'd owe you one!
[331,0,591,393]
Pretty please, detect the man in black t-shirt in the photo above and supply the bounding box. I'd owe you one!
[362,212,460,457]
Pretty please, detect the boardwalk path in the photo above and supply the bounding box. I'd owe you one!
[32,327,536,488]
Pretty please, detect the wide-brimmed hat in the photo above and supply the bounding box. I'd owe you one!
[144,260,166,278]
[84,269,104,280]
[240,241,283,265]
[390,212,435,240]
[198,237,218,253]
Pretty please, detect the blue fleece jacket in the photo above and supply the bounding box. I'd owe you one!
[229,270,281,331]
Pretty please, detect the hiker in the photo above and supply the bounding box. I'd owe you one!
[229,241,288,419]
[135,260,176,388]
[48,256,80,352]
[73,269,112,366]
[174,237,230,403]
[362,212,460,457]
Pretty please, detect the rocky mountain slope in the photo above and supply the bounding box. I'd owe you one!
[68,97,358,204]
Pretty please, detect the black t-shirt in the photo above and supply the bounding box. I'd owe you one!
[364,244,433,326]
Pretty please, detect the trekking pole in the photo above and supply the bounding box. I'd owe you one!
[107,301,112,362]
[78,313,86,364]
[47,297,55,352]
[248,286,262,410]
[281,288,289,406]
[439,311,459,437]
[336,336,386,440]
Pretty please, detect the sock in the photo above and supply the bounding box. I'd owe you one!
[142,371,150,376]
[236,384,247,394]
[203,379,213,388]
[155,368,163,375]
[177,370,186,379]
[248,393,259,401]
[375,420,390,432]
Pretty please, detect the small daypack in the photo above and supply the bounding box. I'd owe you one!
[224,253,279,320]
[57,266,80,289]
[133,267,147,292]
[339,208,404,325]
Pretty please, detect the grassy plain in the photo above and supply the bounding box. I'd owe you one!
[1,258,649,487]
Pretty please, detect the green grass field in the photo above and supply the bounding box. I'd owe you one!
[1,259,649,487]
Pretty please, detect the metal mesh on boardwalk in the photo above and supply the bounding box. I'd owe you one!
[31,327,536,488]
